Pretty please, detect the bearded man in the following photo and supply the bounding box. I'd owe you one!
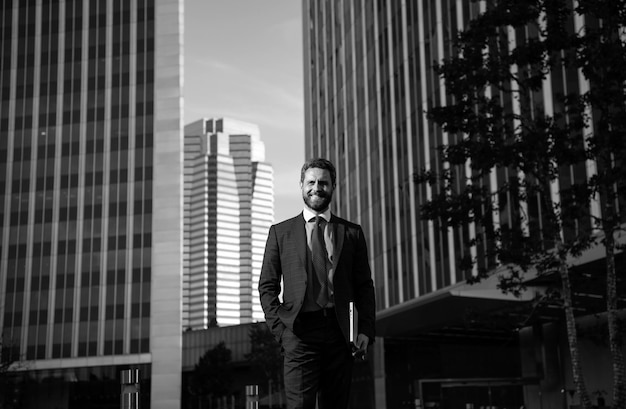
[258,158,376,409]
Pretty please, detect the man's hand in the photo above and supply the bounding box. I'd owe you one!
[352,333,370,360]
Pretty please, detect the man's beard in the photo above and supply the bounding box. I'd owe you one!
[303,191,332,212]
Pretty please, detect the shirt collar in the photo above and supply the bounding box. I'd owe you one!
[303,207,331,223]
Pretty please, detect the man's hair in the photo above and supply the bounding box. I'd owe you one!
[300,158,336,186]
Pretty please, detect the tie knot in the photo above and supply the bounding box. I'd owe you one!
[310,216,323,226]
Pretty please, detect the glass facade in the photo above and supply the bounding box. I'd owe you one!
[183,118,274,329]
[302,1,609,408]
[1,0,152,362]
[1,1,183,408]
[302,0,600,318]
[250,161,274,322]
[1,363,151,408]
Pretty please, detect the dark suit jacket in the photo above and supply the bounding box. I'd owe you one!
[258,213,376,345]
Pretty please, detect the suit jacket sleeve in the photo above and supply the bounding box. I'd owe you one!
[258,225,285,340]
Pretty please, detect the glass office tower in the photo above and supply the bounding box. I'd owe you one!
[0,1,184,408]
[183,118,274,329]
[302,1,614,409]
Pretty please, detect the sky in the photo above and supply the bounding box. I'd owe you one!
[184,0,306,223]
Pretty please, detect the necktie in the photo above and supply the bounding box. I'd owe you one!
[311,216,329,308]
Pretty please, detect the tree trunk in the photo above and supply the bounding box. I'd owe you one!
[558,255,593,409]
[543,183,593,408]
[603,224,626,409]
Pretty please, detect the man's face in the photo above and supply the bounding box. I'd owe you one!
[301,167,335,213]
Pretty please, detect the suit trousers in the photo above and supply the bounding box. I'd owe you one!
[282,308,354,409]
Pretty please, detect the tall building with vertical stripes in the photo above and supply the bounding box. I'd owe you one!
[183,118,274,330]
[302,1,623,409]
[0,1,183,408]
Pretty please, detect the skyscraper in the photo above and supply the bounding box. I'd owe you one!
[183,118,274,329]
[0,1,183,408]
[302,1,621,408]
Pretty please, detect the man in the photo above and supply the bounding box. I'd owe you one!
[258,158,376,409]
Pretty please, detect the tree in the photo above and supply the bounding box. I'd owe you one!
[1,334,25,408]
[189,341,234,402]
[245,323,283,406]
[0,333,24,376]
[415,1,626,408]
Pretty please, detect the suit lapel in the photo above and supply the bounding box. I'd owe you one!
[294,214,308,267]
[330,215,345,265]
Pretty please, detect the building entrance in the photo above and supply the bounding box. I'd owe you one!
[419,378,528,409]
